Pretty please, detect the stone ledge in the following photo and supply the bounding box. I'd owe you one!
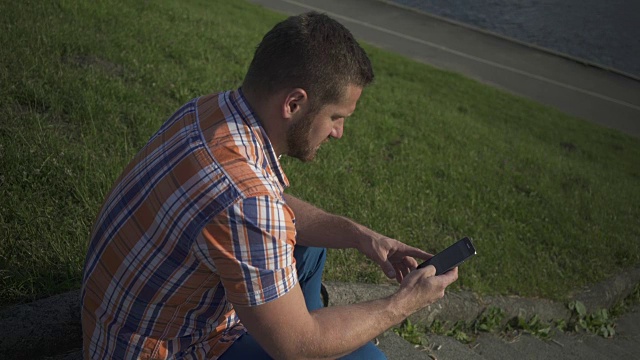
[2,266,638,359]
[0,290,81,360]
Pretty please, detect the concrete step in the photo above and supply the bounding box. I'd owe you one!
[38,310,640,360]
[421,334,486,359]
[42,348,81,360]
[382,306,640,360]
[471,332,564,360]
[11,285,638,359]
[377,331,434,360]
[616,305,640,345]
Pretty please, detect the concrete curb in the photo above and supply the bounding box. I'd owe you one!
[0,290,82,360]
[1,266,638,359]
[327,266,640,326]
[574,266,640,312]
[326,283,569,326]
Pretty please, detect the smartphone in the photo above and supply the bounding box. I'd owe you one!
[417,237,476,275]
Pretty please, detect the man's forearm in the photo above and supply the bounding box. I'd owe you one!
[236,279,431,360]
[304,291,412,359]
[284,193,376,249]
[235,257,456,360]
[270,271,449,360]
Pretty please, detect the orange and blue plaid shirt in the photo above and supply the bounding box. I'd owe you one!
[81,89,298,359]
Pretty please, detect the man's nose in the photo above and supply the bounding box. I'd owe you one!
[331,119,344,139]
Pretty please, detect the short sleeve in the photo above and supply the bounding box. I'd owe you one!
[195,195,298,306]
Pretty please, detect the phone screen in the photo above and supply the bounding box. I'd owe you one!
[417,237,476,275]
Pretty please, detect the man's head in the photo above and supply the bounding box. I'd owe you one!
[242,12,374,161]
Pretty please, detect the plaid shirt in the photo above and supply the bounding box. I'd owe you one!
[81,89,298,359]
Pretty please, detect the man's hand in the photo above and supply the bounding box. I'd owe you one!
[358,235,432,283]
[395,265,459,315]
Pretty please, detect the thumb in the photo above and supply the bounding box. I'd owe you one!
[380,260,396,279]
[420,264,437,277]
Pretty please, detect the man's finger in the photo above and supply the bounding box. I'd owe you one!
[403,256,418,269]
[419,264,437,277]
[401,246,432,260]
[439,267,459,285]
[381,260,396,279]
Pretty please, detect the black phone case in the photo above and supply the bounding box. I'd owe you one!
[418,237,476,275]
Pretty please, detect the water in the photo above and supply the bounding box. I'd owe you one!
[387,0,640,79]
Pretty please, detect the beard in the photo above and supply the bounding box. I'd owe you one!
[286,110,321,162]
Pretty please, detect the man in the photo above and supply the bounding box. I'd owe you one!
[81,12,458,360]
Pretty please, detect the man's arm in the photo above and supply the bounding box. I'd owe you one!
[235,264,458,360]
[284,193,431,281]
[283,193,366,249]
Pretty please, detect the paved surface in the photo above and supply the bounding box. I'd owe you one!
[377,306,640,360]
[249,0,640,138]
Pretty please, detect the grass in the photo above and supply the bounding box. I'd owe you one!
[1,0,639,307]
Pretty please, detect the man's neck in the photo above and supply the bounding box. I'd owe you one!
[241,87,287,157]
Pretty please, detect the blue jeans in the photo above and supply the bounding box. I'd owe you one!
[219,246,386,360]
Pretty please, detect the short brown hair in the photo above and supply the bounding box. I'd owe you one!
[243,12,374,109]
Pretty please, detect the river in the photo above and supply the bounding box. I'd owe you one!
[386,0,640,79]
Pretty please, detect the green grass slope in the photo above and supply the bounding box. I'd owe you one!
[1,0,638,306]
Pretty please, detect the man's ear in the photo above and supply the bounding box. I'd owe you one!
[282,88,308,121]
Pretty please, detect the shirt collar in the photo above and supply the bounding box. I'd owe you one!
[232,88,290,189]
